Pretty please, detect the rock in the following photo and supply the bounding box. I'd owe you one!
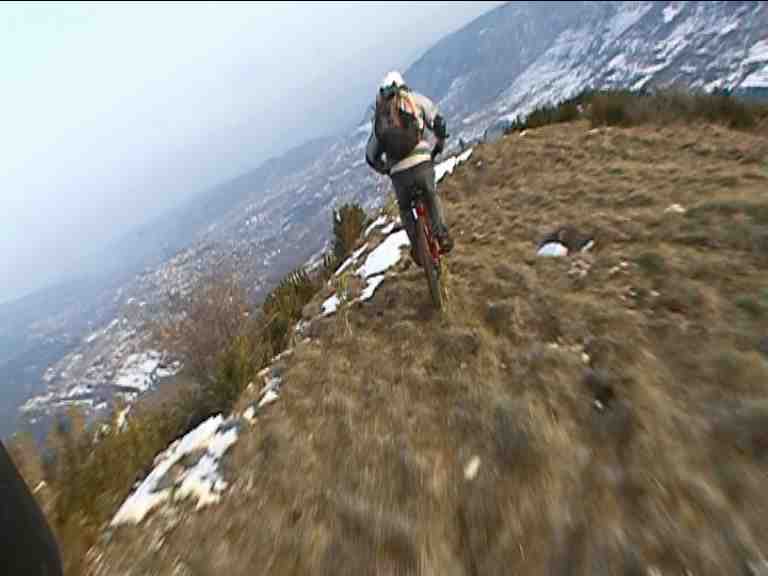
[302,301,322,321]
[485,302,513,336]
[538,242,568,257]
[464,456,481,480]
[759,336,768,358]
[537,225,595,256]
[664,203,687,214]
[583,369,616,411]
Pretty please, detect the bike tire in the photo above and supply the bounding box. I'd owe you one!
[416,215,443,311]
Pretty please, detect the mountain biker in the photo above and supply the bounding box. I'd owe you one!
[365,71,453,264]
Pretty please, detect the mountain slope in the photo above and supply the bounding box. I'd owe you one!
[88,116,768,575]
[10,0,768,443]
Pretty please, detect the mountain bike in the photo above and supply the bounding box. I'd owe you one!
[410,184,443,311]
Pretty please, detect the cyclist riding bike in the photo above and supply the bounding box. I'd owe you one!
[365,71,453,264]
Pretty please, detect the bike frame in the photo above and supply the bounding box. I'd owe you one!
[413,195,441,265]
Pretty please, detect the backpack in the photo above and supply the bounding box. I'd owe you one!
[374,89,423,164]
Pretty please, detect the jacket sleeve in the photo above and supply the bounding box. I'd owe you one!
[365,129,388,175]
[411,92,446,139]
[411,92,439,131]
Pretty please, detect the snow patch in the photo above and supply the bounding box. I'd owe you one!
[662,2,684,24]
[356,230,410,279]
[360,274,386,302]
[334,243,369,277]
[745,39,768,65]
[665,203,687,215]
[321,294,340,317]
[156,361,183,379]
[380,221,397,235]
[116,406,131,431]
[113,351,163,393]
[110,414,239,526]
[243,406,256,423]
[173,426,238,510]
[434,148,474,184]
[258,389,279,409]
[19,393,54,414]
[364,215,388,237]
[741,64,768,89]
[85,330,102,344]
[537,242,569,257]
[604,2,653,43]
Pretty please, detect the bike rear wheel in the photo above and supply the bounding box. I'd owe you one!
[416,213,443,311]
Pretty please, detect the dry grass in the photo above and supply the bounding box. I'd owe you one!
[88,120,768,575]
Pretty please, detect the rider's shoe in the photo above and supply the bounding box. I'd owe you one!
[437,229,454,254]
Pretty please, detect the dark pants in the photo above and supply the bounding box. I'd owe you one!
[391,161,448,249]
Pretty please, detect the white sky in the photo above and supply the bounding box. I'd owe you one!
[0,1,503,303]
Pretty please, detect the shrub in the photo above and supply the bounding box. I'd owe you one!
[332,202,369,262]
[262,267,321,353]
[505,92,587,133]
[589,88,764,130]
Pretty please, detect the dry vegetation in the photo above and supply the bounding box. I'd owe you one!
[14,93,768,575]
[6,203,372,576]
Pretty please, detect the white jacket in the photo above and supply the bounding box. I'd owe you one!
[365,90,441,175]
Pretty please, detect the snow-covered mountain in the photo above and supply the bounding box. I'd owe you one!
[8,0,768,439]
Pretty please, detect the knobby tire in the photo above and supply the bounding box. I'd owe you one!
[416,213,442,311]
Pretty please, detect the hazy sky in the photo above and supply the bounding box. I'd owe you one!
[0,1,503,304]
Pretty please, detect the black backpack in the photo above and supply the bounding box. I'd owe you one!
[374,89,422,164]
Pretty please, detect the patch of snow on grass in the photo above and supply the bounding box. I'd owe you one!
[114,351,163,393]
[746,39,768,65]
[360,275,386,302]
[335,243,369,277]
[116,406,131,431]
[173,425,238,510]
[110,414,238,526]
[156,361,183,379]
[85,330,102,344]
[741,65,768,89]
[356,230,410,279]
[380,221,397,235]
[321,294,340,317]
[364,216,388,237]
[258,389,279,409]
[605,2,652,42]
[243,406,256,423]
[435,148,474,184]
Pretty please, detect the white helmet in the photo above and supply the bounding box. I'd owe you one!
[379,70,406,96]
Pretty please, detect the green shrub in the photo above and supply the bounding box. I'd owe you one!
[332,202,369,261]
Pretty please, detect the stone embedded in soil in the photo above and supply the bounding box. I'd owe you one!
[759,336,768,359]
[583,369,616,410]
[464,456,481,480]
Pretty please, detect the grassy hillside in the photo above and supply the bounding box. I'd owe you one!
[60,108,768,574]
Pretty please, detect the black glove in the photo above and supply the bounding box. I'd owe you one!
[431,139,445,160]
[433,114,448,140]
